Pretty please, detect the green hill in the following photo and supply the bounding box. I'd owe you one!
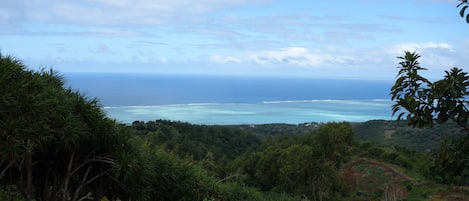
[125,120,469,201]
[352,120,466,151]
[232,120,466,151]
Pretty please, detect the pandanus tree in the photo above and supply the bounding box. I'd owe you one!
[0,53,138,200]
[1,53,210,201]
[458,0,469,23]
[0,54,57,201]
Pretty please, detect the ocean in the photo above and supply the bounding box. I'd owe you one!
[64,73,395,125]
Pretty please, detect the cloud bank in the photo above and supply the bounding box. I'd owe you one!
[0,0,467,80]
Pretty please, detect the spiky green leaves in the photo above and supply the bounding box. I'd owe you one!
[457,0,469,23]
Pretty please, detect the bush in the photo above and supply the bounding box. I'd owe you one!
[0,186,24,201]
[367,147,385,158]
[395,155,413,169]
[385,152,399,161]
[360,141,373,151]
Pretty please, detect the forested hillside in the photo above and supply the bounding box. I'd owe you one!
[1,54,468,200]
[352,120,466,151]
[126,120,469,200]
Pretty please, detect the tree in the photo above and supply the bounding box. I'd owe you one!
[0,55,64,201]
[313,122,354,166]
[391,51,469,185]
[232,123,352,200]
[391,51,469,131]
[0,53,131,200]
[278,144,340,201]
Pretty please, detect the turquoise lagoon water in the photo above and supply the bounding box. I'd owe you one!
[65,73,395,125]
[104,100,393,125]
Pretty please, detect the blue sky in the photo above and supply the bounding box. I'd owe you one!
[0,0,468,80]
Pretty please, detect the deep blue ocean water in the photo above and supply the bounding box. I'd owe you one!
[64,73,395,124]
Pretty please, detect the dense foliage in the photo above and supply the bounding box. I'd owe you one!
[2,53,468,200]
[352,120,466,151]
[233,122,354,200]
[131,120,261,161]
[0,54,296,201]
[0,54,126,201]
[129,120,356,200]
[391,51,469,185]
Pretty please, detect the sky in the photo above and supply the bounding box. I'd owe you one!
[1,0,468,80]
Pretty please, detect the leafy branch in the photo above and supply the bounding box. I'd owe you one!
[457,0,469,23]
[391,51,469,132]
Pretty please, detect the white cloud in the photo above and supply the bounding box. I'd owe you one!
[93,42,113,54]
[0,1,25,21]
[210,55,241,64]
[228,41,466,78]
[384,42,458,71]
[249,47,347,67]
[2,0,467,80]
[85,28,141,37]
[2,0,257,26]
[387,42,453,55]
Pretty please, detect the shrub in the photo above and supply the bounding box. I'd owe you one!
[385,152,399,161]
[0,186,25,201]
[367,147,385,158]
[360,141,373,151]
[395,155,413,169]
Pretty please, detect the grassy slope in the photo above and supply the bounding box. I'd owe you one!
[340,158,469,201]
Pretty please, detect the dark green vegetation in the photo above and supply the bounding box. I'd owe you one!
[0,54,295,201]
[352,120,466,151]
[129,120,469,201]
[130,120,354,201]
[1,52,469,201]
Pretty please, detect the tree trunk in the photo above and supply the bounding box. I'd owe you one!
[42,164,51,201]
[0,159,15,180]
[62,151,75,201]
[71,165,92,201]
[26,145,33,201]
